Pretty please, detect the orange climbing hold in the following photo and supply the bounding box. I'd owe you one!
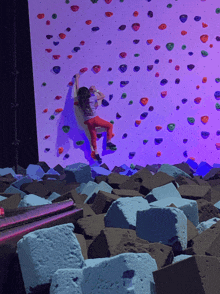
[158,24,167,30]
[58,147,64,154]
[202,77,207,83]
[156,151,162,157]
[136,120,141,125]
[37,14,45,19]
[55,108,63,113]
[133,11,139,17]
[45,49,52,53]
[161,91,167,98]
[181,30,187,35]
[59,33,66,39]
[85,20,92,25]
[80,67,88,73]
[210,44,213,48]
[140,98,149,105]
[201,116,209,123]
[147,39,153,44]
[156,126,162,131]
[105,12,113,17]
[200,34,208,43]
[202,22,208,28]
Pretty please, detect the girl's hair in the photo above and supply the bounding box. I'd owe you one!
[77,87,94,116]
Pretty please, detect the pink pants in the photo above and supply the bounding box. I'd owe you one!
[84,116,113,150]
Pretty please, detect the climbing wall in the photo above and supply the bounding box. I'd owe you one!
[27,0,220,170]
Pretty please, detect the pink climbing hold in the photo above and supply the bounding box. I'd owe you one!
[154,45,161,50]
[120,52,127,58]
[93,65,101,73]
[45,49,52,53]
[161,91,167,98]
[71,5,79,12]
[105,0,112,3]
[80,41,85,45]
[132,23,140,31]
[53,55,60,60]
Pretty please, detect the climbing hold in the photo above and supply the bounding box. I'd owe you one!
[55,108,63,113]
[119,64,127,73]
[130,164,135,170]
[201,131,210,139]
[168,59,172,63]
[187,64,195,71]
[62,126,70,133]
[216,8,220,14]
[147,65,153,71]
[201,116,209,124]
[200,34,208,43]
[135,120,141,125]
[147,39,153,44]
[202,77,207,83]
[80,41,85,45]
[182,99,187,104]
[42,82,47,86]
[73,47,80,52]
[50,115,55,120]
[91,0,98,3]
[53,42,59,46]
[143,140,148,144]
[156,126,162,131]
[133,39,140,44]
[93,65,101,73]
[166,42,174,51]
[216,103,220,110]
[161,91,167,98]
[179,14,188,23]
[175,65,180,71]
[188,52,193,56]
[129,152,136,157]
[86,20,92,25]
[201,50,208,57]
[167,124,176,131]
[53,55,60,60]
[102,99,109,106]
[52,14,57,19]
[45,49,52,53]
[160,79,168,86]
[67,55,72,59]
[116,113,122,119]
[202,22,208,28]
[187,117,195,124]
[182,45,186,50]
[119,25,126,30]
[154,45,161,50]
[216,36,220,41]
[155,59,159,64]
[53,66,61,74]
[141,112,148,118]
[105,12,113,17]
[196,85,200,89]
[80,68,88,73]
[194,16,201,21]
[132,23,140,31]
[120,81,129,86]
[45,148,50,152]
[120,52,127,58]
[215,91,220,99]
[92,27,100,31]
[140,98,149,106]
[158,24,167,30]
[109,94,113,100]
[175,78,180,84]
[122,133,128,138]
[133,11,139,17]
[149,106,154,111]
[59,33,66,39]
[58,147,64,154]
[155,72,159,77]
[105,0,112,3]
[46,35,53,39]
[134,66,140,72]
[148,11,153,18]
[46,21,50,25]
[181,31,187,35]
[43,109,48,113]
[167,4,172,8]
[155,138,163,144]
[107,40,112,45]
[108,81,113,85]
[183,139,188,143]
[37,14,45,19]
[194,97,201,104]
[216,78,220,83]
[70,5,79,11]
[122,93,127,98]
[66,27,71,32]
[134,54,140,57]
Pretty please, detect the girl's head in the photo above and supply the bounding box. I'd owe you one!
[77,87,91,99]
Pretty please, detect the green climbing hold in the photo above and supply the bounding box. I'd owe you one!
[129,101,133,105]
[120,0,124,2]
[76,140,85,146]
[216,103,220,110]
[182,45,186,50]
[52,14,57,19]
[167,123,176,131]
[216,78,220,83]
[50,115,55,120]
[110,120,114,124]
[143,140,148,144]
[166,43,174,51]
[201,50,208,57]
[130,164,135,169]
[91,0,98,3]
[122,93,127,98]
[167,4,172,8]
[42,82,47,86]
[108,81,113,85]
[134,54,140,57]
[216,8,220,14]
[187,117,195,124]
[65,0,70,3]
[62,126,70,133]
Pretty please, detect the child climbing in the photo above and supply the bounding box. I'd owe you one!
[73,73,116,164]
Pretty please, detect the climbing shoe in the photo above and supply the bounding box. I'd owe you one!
[91,151,102,163]
[106,142,117,150]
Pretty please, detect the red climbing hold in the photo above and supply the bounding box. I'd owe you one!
[158,24,167,30]
[55,96,62,100]
[80,41,85,45]
[53,55,60,60]
[181,30,187,35]
[147,39,153,44]
[136,120,141,125]
[105,0,112,3]
[154,45,160,50]
[120,52,127,58]
[156,126,162,131]
[202,77,207,83]
[59,33,66,39]
[80,67,88,73]
[105,12,113,17]
[55,108,63,113]
[71,5,79,12]
[46,20,50,25]
[169,59,172,63]
[45,49,52,53]
[58,147,64,154]
[93,65,101,73]
[140,98,149,105]
[86,20,92,25]
[133,11,139,17]
[132,23,140,31]
[161,91,167,98]
[45,135,50,139]
[194,97,201,104]
[200,34,208,43]
[43,109,48,113]
[201,116,209,123]
[67,55,72,59]
[155,72,159,77]
[202,22,208,28]
[37,14,45,19]
[175,65,180,71]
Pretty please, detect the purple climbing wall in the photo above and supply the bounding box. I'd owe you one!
[27,0,220,170]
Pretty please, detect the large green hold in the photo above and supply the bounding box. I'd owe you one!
[166,43,174,51]
[62,126,70,133]
[201,50,208,57]
[187,117,195,124]
[91,0,98,3]
[76,140,85,146]
[167,123,175,131]
[216,103,220,110]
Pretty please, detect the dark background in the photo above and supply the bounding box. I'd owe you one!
[1,0,39,171]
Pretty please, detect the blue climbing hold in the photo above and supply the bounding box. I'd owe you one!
[180,14,188,23]
[122,133,128,138]
[183,139,188,143]
[182,98,187,104]
[175,78,180,84]
[160,79,168,86]
[53,66,61,74]
[53,42,59,46]
[107,40,112,45]
[121,81,129,86]
[194,16,201,21]
[119,64,127,73]
[155,59,159,64]
[188,52,193,56]
[134,66,140,72]
[201,131,210,139]
[92,27,100,31]
[155,138,163,144]
[74,47,80,52]
[141,112,148,118]
[214,91,220,99]
[147,65,153,71]
[187,64,195,71]
[109,94,113,101]
[102,99,109,106]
